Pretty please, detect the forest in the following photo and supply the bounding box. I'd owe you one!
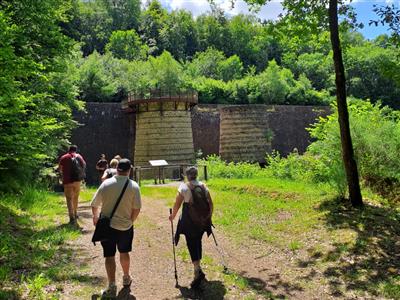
[1,1,400,299]
[64,0,400,108]
[1,0,399,189]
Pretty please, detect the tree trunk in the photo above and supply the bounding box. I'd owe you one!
[328,0,363,207]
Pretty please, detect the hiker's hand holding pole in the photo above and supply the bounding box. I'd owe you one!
[169,207,177,221]
[169,192,184,221]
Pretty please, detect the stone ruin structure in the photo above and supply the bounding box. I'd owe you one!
[71,97,330,184]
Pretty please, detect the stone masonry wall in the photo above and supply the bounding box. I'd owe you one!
[70,103,135,185]
[71,103,330,184]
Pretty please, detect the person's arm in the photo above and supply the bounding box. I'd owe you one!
[91,186,103,226]
[92,206,101,225]
[131,208,141,222]
[203,184,213,216]
[101,169,108,182]
[131,183,141,222]
[169,192,184,221]
[79,154,86,168]
[207,192,214,216]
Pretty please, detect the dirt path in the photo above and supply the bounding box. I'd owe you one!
[60,188,347,300]
[61,191,234,299]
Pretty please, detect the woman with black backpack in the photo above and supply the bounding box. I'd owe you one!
[169,166,213,289]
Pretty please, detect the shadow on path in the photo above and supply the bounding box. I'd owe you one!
[175,280,226,300]
[91,286,136,300]
[231,270,301,299]
[297,197,400,298]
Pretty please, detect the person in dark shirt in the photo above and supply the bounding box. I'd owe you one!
[59,145,86,224]
[101,158,119,182]
[96,154,108,183]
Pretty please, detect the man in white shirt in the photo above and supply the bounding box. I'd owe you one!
[91,158,141,298]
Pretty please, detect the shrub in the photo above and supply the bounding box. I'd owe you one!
[198,155,266,179]
[308,100,400,200]
[266,150,330,184]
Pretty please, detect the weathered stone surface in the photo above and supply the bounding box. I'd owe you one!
[134,108,195,169]
[191,105,220,157]
[70,103,135,185]
[220,105,272,163]
[71,102,330,184]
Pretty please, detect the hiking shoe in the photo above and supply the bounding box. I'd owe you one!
[101,284,117,299]
[122,274,132,287]
[190,270,206,289]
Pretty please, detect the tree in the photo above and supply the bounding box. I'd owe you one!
[77,52,118,102]
[240,0,363,207]
[106,30,148,60]
[218,55,244,81]
[345,44,400,109]
[139,0,168,56]
[371,4,400,47]
[0,0,81,190]
[186,48,226,79]
[196,13,230,54]
[160,10,199,61]
[101,0,141,31]
[285,52,334,91]
[73,0,113,56]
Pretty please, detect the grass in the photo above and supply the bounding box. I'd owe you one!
[0,186,90,300]
[141,174,400,299]
[142,177,334,249]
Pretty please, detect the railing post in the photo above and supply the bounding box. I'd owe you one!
[203,165,208,181]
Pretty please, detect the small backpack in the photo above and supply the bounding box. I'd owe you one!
[70,155,85,181]
[188,184,211,228]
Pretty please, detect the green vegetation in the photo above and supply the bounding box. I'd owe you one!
[0,187,95,299]
[142,164,400,298]
[59,0,400,108]
[268,100,400,202]
[0,1,82,191]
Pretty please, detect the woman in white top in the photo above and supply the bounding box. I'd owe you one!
[169,166,213,288]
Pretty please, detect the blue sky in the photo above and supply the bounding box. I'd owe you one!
[145,0,399,39]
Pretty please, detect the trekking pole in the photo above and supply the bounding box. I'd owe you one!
[211,230,228,273]
[169,208,179,287]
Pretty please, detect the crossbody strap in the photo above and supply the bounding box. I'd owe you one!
[109,178,129,219]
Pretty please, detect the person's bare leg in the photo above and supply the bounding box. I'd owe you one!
[120,253,130,276]
[105,257,116,284]
[73,182,80,219]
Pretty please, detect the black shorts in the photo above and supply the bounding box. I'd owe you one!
[101,226,134,257]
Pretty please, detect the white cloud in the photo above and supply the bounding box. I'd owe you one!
[142,0,284,20]
[169,0,211,16]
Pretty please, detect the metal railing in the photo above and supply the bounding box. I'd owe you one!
[127,89,198,104]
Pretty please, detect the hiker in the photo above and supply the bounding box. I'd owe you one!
[59,145,86,224]
[91,158,141,298]
[101,158,119,182]
[96,154,108,183]
[169,166,213,288]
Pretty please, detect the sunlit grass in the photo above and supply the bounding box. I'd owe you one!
[0,187,82,299]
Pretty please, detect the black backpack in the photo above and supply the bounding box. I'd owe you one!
[188,184,211,228]
[70,155,85,181]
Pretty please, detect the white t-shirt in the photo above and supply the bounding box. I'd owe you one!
[178,180,209,203]
[91,175,141,231]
